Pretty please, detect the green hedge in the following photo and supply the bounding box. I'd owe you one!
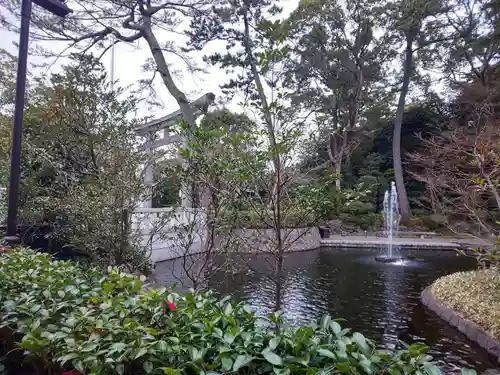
[0,249,469,375]
[223,210,318,229]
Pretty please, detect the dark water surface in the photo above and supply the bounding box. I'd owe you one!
[154,247,499,372]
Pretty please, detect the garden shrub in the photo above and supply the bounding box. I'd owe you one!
[457,239,500,269]
[420,215,447,231]
[224,209,317,229]
[0,249,467,375]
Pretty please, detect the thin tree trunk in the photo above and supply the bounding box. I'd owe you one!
[274,256,283,311]
[335,163,341,189]
[242,8,284,312]
[393,34,413,223]
[328,133,343,189]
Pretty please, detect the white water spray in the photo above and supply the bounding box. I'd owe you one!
[383,182,401,258]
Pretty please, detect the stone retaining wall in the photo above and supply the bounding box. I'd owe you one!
[421,286,500,361]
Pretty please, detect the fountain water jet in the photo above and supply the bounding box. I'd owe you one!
[376,181,403,263]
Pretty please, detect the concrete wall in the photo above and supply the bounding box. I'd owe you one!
[132,208,320,262]
[132,207,206,262]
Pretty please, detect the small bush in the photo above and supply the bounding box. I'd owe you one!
[457,240,500,269]
[224,209,317,229]
[420,214,447,231]
[0,249,461,375]
[432,268,500,338]
[341,201,374,216]
[337,213,383,232]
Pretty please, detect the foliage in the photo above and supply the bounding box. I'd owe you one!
[0,55,154,273]
[153,169,181,208]
[0,48,19,115]
[286,0,390,187]
[0,249,459,375]
[0,0,497,238]
[187,1,337,309]
[439,0,500,87]
[408,68,500,235]
[151,110,263,289]
[432,268,500,338]
[222,209,317,229]
[299,99,444,226]
[457,241,500,269]
[0,0,217,125]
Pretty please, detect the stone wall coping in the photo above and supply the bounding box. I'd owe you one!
[421,285,500,362]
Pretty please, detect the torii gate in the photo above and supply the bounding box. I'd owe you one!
[135,93,215,208]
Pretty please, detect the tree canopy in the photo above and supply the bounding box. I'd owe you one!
[0,0,499,243]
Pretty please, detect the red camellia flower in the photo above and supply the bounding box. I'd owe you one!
[61,371,81,375]
[93,329,105,335]
[167,301,177,310]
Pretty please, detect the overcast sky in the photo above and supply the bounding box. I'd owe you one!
[0,0,300,121]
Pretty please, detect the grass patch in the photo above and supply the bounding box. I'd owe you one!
[432,268,500,338]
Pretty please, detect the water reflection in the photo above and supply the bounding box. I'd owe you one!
[154,247,499,372]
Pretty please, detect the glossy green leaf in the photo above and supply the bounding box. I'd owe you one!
[224,302,233,315]
[317,348,335,359]
[353,332,371,356]
[135,347,148,359]
[424,363,443,375]
[269,337,280,350]
[223,333,235,345]
[330,321,342,336]
[275,367,291,375]
[189,347,203,361]
[336,363,351,373]
[157,340,168,352]
[221,356,233,370]
[110,342,127,352]
[408,343,429,355]
[263,351,283,366]
[218,345,231,353]
[233,355,252,371]
[143,361,153,373]
[168,336,180,344]
[320,315,331,331]
[58,352,79,364]
[116,363,125,375]
[82,343,98,352]
[73,360,85,373]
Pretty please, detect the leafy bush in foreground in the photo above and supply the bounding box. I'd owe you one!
[0,249,462,375]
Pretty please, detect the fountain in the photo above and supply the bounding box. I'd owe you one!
[376,181,403,263]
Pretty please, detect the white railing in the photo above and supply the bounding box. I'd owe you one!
[131,207,207,262]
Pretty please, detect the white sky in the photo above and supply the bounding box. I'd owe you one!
[0,0,301,121]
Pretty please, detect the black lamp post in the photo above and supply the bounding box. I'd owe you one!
[4,0,72,247]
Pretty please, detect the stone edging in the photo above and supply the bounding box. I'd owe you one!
[421,285,500,361]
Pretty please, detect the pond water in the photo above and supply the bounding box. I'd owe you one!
[154,247,499,373]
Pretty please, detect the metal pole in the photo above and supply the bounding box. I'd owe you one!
[5,0,32,246]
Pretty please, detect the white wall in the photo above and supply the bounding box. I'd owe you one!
[132,207,206,262]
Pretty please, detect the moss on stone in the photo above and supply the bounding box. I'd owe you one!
[432,268,500,338]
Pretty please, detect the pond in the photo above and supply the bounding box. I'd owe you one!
[154,247,499,373]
